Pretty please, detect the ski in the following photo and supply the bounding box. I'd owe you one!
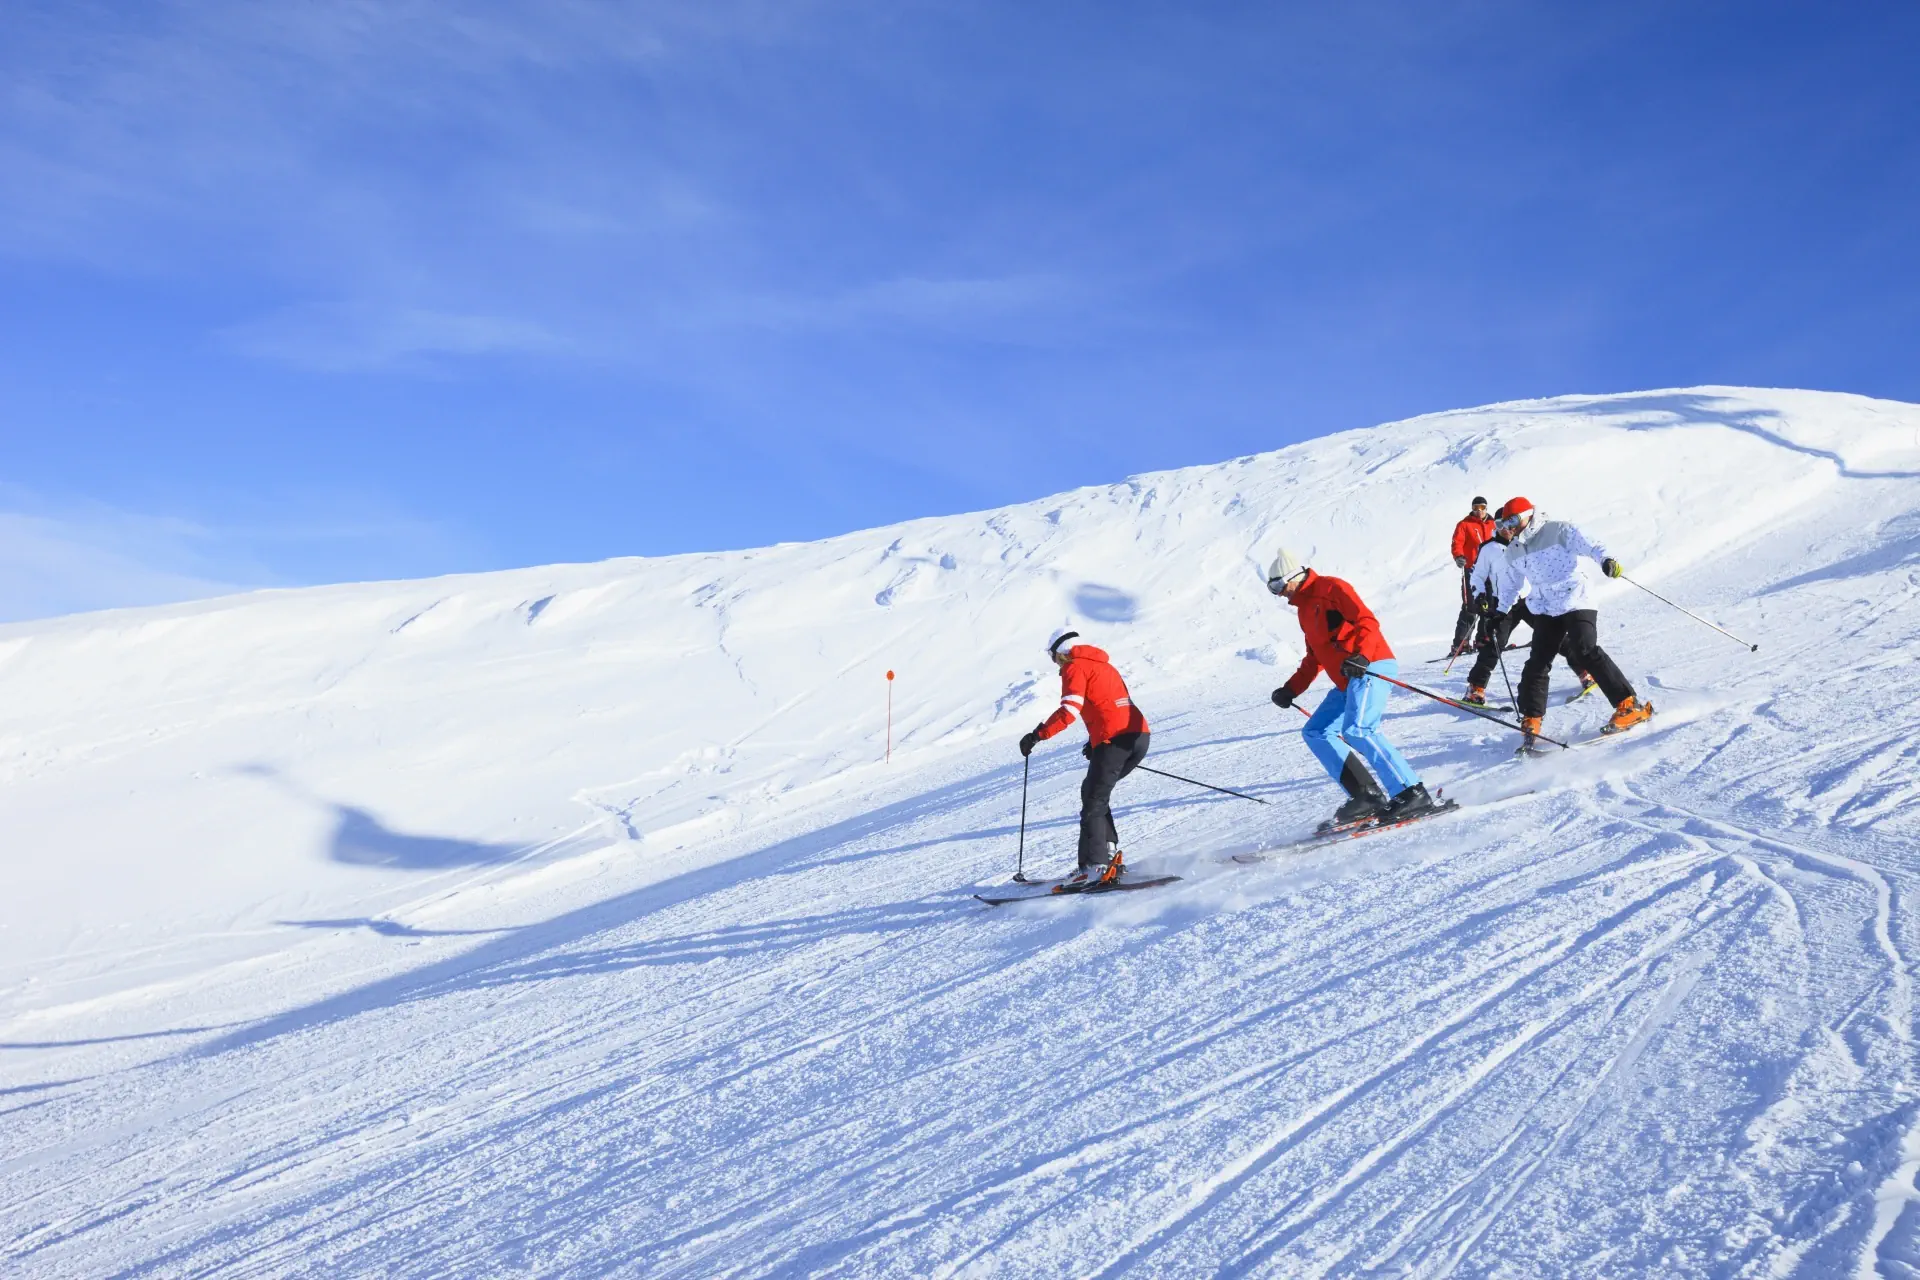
[975,874,1182,906]
[1230,799,1462,863]
[1562,680,1601,705]
[1516,704,1657,755]
[1446,698,1515,716]
[1427,641,1527,663]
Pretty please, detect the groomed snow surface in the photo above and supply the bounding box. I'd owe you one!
[5,387,1920,1277]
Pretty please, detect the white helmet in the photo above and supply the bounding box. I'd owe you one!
[1266,548,1306,592]
[1046,627,1082,658]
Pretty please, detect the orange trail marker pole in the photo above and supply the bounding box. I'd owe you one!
[885,670,895,761]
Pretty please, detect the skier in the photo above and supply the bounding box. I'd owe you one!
[1461,502,1597,708]
[1018,629,1149,887]
[1494,497,1654,748]
[1266,549,1438,824]
[1447,497,1496,657]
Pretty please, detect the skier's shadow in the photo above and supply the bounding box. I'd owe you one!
[1561,391,1920,481]
[231,762,527,869]
[326,804,523,870]
[196,762,1020,1057]
[454,900,952,990]
[277,917,504,938]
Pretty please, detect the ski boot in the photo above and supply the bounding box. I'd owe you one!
[1602,695,1654,735]
[1381,782,1440,821]
[1319,756,1389,831]
[1460,684,1489,708]
[1052,850,1124,894]
[1516,714,1547,756]
[1563,673,1600,704]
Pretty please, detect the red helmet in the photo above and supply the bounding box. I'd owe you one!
[1497,496,1534,531]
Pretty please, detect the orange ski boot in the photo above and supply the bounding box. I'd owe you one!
[1516,714,1545,755]
[1461,684,1489,708]
[1603,695,1654,735]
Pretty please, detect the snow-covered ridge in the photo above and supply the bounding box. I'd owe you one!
[5,385,1920,1275]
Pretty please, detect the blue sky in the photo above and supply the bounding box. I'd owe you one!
[1,1,1916,619]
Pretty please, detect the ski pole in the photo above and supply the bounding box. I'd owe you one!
[1137,764,1270,805]
[1620,574,1758,651]
[1495,639,1518,709]
[1363,668,1570,749]
[1012,754,1034,882]
[1443,572,1471,675]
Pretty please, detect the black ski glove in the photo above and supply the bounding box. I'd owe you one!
[1340,653,1371,680]
[1601,557,1624,579]
[1271,687,1294,710]
[1019,730,1039,757]
[1475,588,1498,615]
[1081,742,1092,759]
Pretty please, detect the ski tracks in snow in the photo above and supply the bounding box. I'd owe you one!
[7,640,1920,1274]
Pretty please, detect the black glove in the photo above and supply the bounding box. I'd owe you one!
[1340,653,1371,680]
[1476,588,1498,615]
[1019,731,1038,757]
[1602,557,1623,579]
[1081,742,1092,759]
[1271,687,1294,710]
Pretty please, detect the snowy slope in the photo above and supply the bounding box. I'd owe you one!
[4,386,1920,1276]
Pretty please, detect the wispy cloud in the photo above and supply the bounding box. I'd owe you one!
[0,1,809,356]
[222,303,562,370]
[0,0,1121,374]
[0,485,482,623]
[0,501,249,623]
[693,272,1095,341]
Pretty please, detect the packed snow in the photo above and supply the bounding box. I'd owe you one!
[4,386,1920,1276]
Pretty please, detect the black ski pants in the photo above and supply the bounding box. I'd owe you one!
[1468,600,1593,690]
[1449,568,1477,653]
[1080,731,1149,867]
[1518,610,1634,718]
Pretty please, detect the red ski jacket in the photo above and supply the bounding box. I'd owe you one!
[1034,645,1148,747]
[1279,570,1396,698]
[1450,513,1496,565]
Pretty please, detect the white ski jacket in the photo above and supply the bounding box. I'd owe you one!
[1498,517,1613,617]
[1470,539,1526,609]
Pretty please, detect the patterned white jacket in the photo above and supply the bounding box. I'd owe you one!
[1497,517,1613,618]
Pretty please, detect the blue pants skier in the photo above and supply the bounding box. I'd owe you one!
[1301,659,1421,796]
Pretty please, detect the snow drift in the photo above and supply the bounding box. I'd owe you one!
[4,386,1920,1276]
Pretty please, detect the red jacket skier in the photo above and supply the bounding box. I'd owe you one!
[1031,640,1149,746]
[1447,497,1495,655]
[1019,630,1150,888]
[1274,570,1396,702]
[1450,502,1495,566]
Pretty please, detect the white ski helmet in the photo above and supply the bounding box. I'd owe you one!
[1266,548,1306,592]
[1046,627,1081,659]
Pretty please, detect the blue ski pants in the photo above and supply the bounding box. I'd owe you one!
[1302,659,1421,796]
